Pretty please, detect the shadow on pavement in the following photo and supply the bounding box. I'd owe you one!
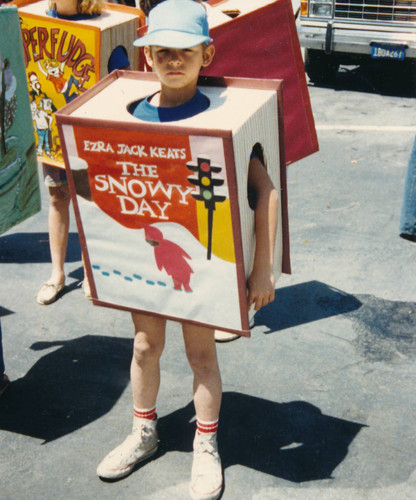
[157,392,364,482]
[254,281,362,334]
[0,335,131,442]
[0,306,14,318]
[0,232,81,263]
[0,329,364,482]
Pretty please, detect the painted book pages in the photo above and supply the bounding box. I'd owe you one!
[56,73,288,335]
[18,0,140,168]
[0,5,40,235]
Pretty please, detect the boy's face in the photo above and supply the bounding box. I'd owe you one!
[144,43,215,92]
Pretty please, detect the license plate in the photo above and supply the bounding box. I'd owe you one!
[371,43,406,61]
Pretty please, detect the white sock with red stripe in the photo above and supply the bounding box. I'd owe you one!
[134,405,157,421]
[196,417,219,435]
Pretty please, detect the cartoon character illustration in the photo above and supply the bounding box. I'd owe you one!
[143,225,194,292]
[28,71,48,106]
[28,71,58,157]
[31,97,53,158]
[37,59,83,104]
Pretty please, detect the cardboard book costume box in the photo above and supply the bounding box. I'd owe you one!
[16,0,142,168]
[0,5,40,236]
[137,0,319,167]
[56,71,290,336]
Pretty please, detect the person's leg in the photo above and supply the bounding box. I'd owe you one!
[182,324,223,500]
[182,324,222,421]
[37,165,70,305]
[47,184,70,285]
[96,313,166,480]
[130,313,166,408]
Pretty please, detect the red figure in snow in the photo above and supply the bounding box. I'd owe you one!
[143,225,193,292]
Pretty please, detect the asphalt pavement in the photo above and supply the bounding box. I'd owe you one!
[1,70,416,499]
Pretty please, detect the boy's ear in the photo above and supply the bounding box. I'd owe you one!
[202,44,215,68]
[144,46,154,68]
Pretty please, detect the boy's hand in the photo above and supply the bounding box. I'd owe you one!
[247,267,275,311]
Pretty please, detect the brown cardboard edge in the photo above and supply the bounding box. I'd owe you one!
[276,82,291,275]
[91,298,251,337]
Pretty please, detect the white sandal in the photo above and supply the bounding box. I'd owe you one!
[36,282,65,305]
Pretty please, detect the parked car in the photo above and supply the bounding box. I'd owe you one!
[297,0,416,84]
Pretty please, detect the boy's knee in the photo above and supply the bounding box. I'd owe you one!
[186,349,216,374]
[133,336,163,364]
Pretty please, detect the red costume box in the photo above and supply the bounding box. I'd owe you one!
[56,71,290,336]
[205,0,318,166]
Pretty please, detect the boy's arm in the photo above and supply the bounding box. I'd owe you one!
[247,156,278,311]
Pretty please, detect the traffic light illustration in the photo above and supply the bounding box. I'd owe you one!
[187,155,226,260]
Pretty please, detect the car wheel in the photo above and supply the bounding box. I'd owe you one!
[305,49,339,85]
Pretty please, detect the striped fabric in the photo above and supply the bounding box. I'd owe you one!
[196,418,219,434]
[134,406,157,421]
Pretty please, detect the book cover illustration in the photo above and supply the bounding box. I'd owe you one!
[20,7,99,167]
[66,124,243,331]
[18,0,141,168]
[0,6,40,236]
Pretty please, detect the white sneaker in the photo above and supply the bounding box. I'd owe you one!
[189,432,223,500]
[96,418,158,480]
